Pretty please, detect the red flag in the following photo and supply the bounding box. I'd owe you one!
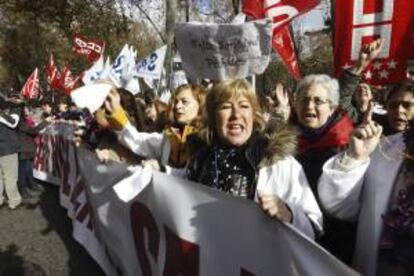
[59,65,82,95]
[72,33,105,62]
[243,0,265,18]
[20,68,40,100]
[334,0,414,85]
[242,0,320,79]
[46,54,62,91]
[272,26,301,80]
[243,0,320,31]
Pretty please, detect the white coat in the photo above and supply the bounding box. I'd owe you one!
[318,133,405,276]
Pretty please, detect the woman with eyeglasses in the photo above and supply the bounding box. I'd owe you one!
[288,39,384,263]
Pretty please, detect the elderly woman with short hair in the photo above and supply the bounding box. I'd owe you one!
[290,40,384,263]
[292,73,361,263]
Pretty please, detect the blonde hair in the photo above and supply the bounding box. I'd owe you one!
[167,84,207,126]
[199,79,265,145]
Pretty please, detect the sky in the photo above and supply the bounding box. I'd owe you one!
[293,3,328,34]
[124,0,329,38]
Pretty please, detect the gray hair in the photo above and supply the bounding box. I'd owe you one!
[295,74,340,106]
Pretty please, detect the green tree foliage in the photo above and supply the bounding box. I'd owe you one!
[0,0,158,92]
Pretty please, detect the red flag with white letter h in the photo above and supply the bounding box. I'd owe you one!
[334,0,414,85]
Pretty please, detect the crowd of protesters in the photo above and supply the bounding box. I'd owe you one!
[1,37,413,275]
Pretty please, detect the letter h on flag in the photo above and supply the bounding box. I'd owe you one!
[333,0,414,85]
[243,0,321,80]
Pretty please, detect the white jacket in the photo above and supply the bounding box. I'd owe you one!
[117,122,171,165]
[318,133,405,276]
[118,122,323,240]
[254,155,323,239]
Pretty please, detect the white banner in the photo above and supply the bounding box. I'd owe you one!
[175,19,273,81]
[33,125,118,276]
[35,126,358,276]
[135,45,167,80]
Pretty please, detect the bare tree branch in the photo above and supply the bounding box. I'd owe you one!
[129,0,166,44]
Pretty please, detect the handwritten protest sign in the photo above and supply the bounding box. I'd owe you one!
[175,19,273,81]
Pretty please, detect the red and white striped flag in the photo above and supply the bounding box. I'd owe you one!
[59,65,82,95]
[20,68,40,100]
[46,54,62,91]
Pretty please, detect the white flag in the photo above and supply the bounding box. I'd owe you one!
[134,45,167,79]
[124,76,140,95]
[110,44,137,89]
[99,57,112,80]
[82,55,104,85]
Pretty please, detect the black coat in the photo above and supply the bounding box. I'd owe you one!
[0,111,21,156]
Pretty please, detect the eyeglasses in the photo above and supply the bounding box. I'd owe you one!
[387,100,414,109]
[295,97,331,106]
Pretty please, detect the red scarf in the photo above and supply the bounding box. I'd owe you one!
[298,113,354,154]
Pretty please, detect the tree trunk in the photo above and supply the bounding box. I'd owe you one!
[232,0,241,14]
[185,0,190,22]
[165,0,177,90]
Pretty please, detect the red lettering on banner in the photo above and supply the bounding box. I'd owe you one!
[76,203,93,230]
[70,178,84,211]
[43,135,51,173]
[163,226,199,276]
[51,136,62,178]
[34,135,45,171]
[130,202,258,275]
[131,202,160,276]
[70,173,95,230]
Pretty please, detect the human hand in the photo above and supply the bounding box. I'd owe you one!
[141,159,162,171]
[258,192,292,223]
[95,149,112,163]
[352,38,383,75]
[348,101,383,160]
[274,83,290,107]
[104,89,121,116]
